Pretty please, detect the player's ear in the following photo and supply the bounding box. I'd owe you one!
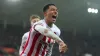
[44,12,47,16]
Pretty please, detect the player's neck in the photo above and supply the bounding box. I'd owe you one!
[48,23,52,27]
[45,19,53,27]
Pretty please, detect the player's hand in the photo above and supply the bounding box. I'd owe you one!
[59,42,68,53]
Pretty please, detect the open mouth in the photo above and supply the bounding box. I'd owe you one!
[52,16,57,19]
[52,15,57,22]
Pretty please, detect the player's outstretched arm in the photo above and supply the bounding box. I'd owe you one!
[34,25,68,53]
[34,25,63,43]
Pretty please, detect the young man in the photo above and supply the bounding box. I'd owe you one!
[19,15,40,55]
[20,4,68,56]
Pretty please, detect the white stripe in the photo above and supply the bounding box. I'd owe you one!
[23,29,36,55]
[32,34,44,56]
[43,37,49,56]
[39,45,44,56]
[46,37,49,43]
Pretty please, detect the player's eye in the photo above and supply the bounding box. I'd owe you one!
[33,21,36,23]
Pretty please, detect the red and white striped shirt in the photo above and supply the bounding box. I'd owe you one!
[20,20,61,56]
[19,32,29,55]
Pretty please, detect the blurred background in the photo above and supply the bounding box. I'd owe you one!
[0,0,100,56]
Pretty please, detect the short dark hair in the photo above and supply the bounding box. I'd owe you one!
[43,4,55,12]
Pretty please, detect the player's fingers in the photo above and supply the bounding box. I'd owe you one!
[62,46,68,53]
[59,48,65,53]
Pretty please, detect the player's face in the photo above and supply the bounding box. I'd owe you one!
[31,18,40,25]
[44,5,58,23]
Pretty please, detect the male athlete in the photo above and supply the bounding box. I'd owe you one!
[19,15,40,55]
[20,4,68,56]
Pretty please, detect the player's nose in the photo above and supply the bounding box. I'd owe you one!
[53,11,57,15]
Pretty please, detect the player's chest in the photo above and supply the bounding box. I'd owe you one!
[39,36,55,46]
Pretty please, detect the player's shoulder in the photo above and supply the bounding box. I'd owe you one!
[53,24,60,31]
[22,31,29,39]
[24,32,29,35]
[34,20,44,24]
[33,20,45,26]
[23,32,29,37]
[52,24,61,36]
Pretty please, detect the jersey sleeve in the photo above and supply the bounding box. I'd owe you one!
[32,22,44,32]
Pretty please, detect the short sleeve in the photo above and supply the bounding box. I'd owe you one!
[32,22,44,32]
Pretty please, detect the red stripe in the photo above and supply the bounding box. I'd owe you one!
[42,37,51,56]
[35,36,46,56]
[42,36,46,41]
[48,38,51,43]
[27,33,41,56]
[42,36,47,56]
[20,28,32,56]
[42,45,47,56]
[35,43,42,56]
